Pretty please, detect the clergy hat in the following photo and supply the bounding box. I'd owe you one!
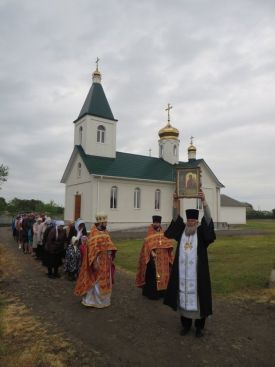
[186,209,199,220]
[95,213,108,222]
[152,215,162,223]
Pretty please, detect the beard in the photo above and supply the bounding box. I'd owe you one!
[184,223,198,236]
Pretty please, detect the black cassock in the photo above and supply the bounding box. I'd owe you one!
[163,215,216,318]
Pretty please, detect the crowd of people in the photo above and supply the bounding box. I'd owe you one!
[11,214,88,279]
[11,190,216,338]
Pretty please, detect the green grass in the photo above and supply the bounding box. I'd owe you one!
[115,220,275,297]
[208,234,275,295]
[232,219,275,231]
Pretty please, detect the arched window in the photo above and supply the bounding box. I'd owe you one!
[134,188,141,209]
[79,126,83,145]
[160,145,163,158]
[155,189,161,210]
[173,145,177,156]
[97,125,105,143]
[110,186,118,209]
[77,162,81,178]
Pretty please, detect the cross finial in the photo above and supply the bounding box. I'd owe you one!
[165,103,173,124]
[190,136,194,145]
[95,57,100,71]
[149,148,152,157]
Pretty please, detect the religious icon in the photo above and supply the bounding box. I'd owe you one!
[176,167,201,198]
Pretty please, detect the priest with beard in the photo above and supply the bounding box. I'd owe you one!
[163,191,216,338]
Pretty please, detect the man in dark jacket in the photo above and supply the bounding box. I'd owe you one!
[164,191,216,338]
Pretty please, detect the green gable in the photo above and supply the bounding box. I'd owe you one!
[76,83,116,122]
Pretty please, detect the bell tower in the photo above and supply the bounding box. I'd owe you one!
[73,58,117,158]
[158,104,180,165]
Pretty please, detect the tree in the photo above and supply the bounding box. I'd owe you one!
[0,197,7,212]
[0,164,8,188]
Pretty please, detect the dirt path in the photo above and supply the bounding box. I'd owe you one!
[0,227,274,367]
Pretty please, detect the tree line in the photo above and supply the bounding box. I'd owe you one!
[0,197,64,217]
[246,208,275,220]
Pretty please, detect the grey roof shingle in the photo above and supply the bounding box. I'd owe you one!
[221,194,246,207]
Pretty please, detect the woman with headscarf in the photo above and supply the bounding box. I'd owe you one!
[67,218,87,243]
[64,236,81,281]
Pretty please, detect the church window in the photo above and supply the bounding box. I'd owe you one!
[110,186,118,209]
[155,189,161,210]
[196,198,202,210]
[79,126,83,145]
[97,125,105,143]
[173,145,177,156]
[134,188,141,209]
[160,145,163,158]
[77,162,81,178]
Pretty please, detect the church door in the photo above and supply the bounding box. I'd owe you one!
[74,195,81,220]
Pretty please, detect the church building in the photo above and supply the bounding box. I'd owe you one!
[61,64,243,230]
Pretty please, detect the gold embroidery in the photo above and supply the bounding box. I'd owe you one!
[184,242,193,251]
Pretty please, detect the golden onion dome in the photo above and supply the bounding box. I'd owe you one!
[188,144,196,152]
[92,68,102,82]
[158,123,179,140]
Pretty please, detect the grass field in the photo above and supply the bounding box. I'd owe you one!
[115,220,275,297]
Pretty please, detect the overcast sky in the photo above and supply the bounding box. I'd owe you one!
[0,0,274,210]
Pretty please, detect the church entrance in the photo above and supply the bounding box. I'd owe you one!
[74,194,81,220]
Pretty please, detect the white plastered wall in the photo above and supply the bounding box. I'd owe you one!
[63,154,93,222]
[74,115,116,158]
[91,176,175,230]
[220,207,246,224]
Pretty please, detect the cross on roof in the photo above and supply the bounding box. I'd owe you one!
[165,103,173,123]
[190,136,194,145]
[95,57,100,71]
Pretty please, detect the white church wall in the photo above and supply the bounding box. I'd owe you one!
[65,155,91,186]
[63,153,94,222]
[220,207,246,224]
[159,138,179,165]
[76,115,116,158]
[90,176,175,230]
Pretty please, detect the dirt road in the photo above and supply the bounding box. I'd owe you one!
[0,227,274,367]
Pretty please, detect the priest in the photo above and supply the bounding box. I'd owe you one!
[136,215,174,300]
[74,213,117,308]
[164,191,216,337]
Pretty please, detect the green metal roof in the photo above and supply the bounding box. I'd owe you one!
[76,145,203,182]
[76,82,116,122]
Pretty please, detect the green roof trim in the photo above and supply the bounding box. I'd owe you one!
[76,82,116,122]
[76,145,204,182]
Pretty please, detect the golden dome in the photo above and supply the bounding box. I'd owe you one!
[158,123,179,140]
[188,144,196,151]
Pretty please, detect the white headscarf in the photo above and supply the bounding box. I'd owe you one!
[75,219,85,240]
[55,220,65,240]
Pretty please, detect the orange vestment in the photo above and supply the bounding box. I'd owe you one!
[135,225,174,291]
[74,225,117,296]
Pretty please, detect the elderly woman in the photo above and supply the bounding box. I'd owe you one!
[67,218,87,243]
[64,236,81,281]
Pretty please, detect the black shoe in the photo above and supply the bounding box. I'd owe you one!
[180,327,191,336]
[53,273,61,278]
[47,274,55,279]
[195,328,204,338]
